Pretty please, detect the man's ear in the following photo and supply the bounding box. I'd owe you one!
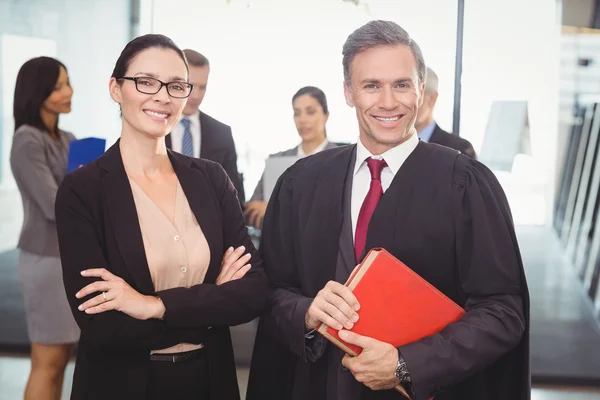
[417,82,425,108]
[344,81,355,108]
[429,91,439,108]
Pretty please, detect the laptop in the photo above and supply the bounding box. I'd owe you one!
[263,155,300,201]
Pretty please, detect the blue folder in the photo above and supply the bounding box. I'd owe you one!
[67,137,106,173]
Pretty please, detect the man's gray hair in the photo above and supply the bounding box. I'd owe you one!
[342,20,426,85]
[424,67,438,94]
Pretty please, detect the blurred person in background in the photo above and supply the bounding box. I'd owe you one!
[415,67,476,159]
[244,86,338,228]
[165,49,246,205]
[10,56,79,400]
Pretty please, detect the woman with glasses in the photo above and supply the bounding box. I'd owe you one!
[10,56,79,400]
[54,34,268,400]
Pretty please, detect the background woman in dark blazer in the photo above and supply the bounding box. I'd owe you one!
[55,34,268,400]
[244,86,338,228]
[10,56,79,400]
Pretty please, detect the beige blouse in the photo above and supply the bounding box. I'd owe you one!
[129,178,211,354]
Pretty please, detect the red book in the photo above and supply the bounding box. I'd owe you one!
[317,248,466,398]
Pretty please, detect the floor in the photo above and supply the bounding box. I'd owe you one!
[531,386,600,400]
[520,227,600,384]
[0,355,599,400]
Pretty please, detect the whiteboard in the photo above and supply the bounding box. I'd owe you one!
[479,100,531,172]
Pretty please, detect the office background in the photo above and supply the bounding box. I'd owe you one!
[1,0,600,399]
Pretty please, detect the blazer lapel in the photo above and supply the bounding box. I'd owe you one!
[168,150,222,284]
[429,123,443,145]
[198,112,208,159]
[99,141,155,294]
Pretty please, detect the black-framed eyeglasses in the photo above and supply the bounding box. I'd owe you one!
[117,76,193,98]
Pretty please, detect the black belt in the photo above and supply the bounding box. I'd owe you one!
[150,347,205,363]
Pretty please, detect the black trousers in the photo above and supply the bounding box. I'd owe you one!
[147,351,210,399]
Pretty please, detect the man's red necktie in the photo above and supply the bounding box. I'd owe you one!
[354,157,387,261]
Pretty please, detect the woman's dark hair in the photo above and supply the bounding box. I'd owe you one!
[13,56,67,134]
[292,86,329,114]
[111,34,189,79]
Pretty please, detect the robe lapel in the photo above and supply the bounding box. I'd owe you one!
[363,142,425,260]
[340,149,357,275]
[300,145,356,294]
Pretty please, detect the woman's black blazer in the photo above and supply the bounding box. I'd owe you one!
[55,140,268,400]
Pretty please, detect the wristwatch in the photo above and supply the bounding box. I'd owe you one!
[396,351,415,399]
[395,352,411,383]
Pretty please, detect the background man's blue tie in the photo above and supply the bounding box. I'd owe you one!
[181,118,194,157]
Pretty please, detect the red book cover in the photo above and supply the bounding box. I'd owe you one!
[317,248,466,398]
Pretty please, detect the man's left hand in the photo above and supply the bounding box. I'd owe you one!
[339,330,400,391]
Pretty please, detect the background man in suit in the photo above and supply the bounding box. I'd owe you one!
[247,20,529,400]
[165,49,246,203]
[415,67,476,159]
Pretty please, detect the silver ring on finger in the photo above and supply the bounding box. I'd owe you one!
[102,291,107,301]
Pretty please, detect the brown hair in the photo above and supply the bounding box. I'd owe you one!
[183,49,209,68]
[343,20,426,85]
[14,56,68,134]
[111,34,188,79]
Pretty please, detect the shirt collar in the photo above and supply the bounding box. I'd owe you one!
[297,139,329,158]
[417,120,436,143]
[354,133,419,177]
[179,110,200,127]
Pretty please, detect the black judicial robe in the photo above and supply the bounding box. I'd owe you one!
[246,141,530,400]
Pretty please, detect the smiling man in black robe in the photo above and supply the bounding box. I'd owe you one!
[247,20,530,400]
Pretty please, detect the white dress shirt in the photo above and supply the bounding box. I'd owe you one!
[351,133,419,241]
[297,139,329,158]
[171,111,201,158]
